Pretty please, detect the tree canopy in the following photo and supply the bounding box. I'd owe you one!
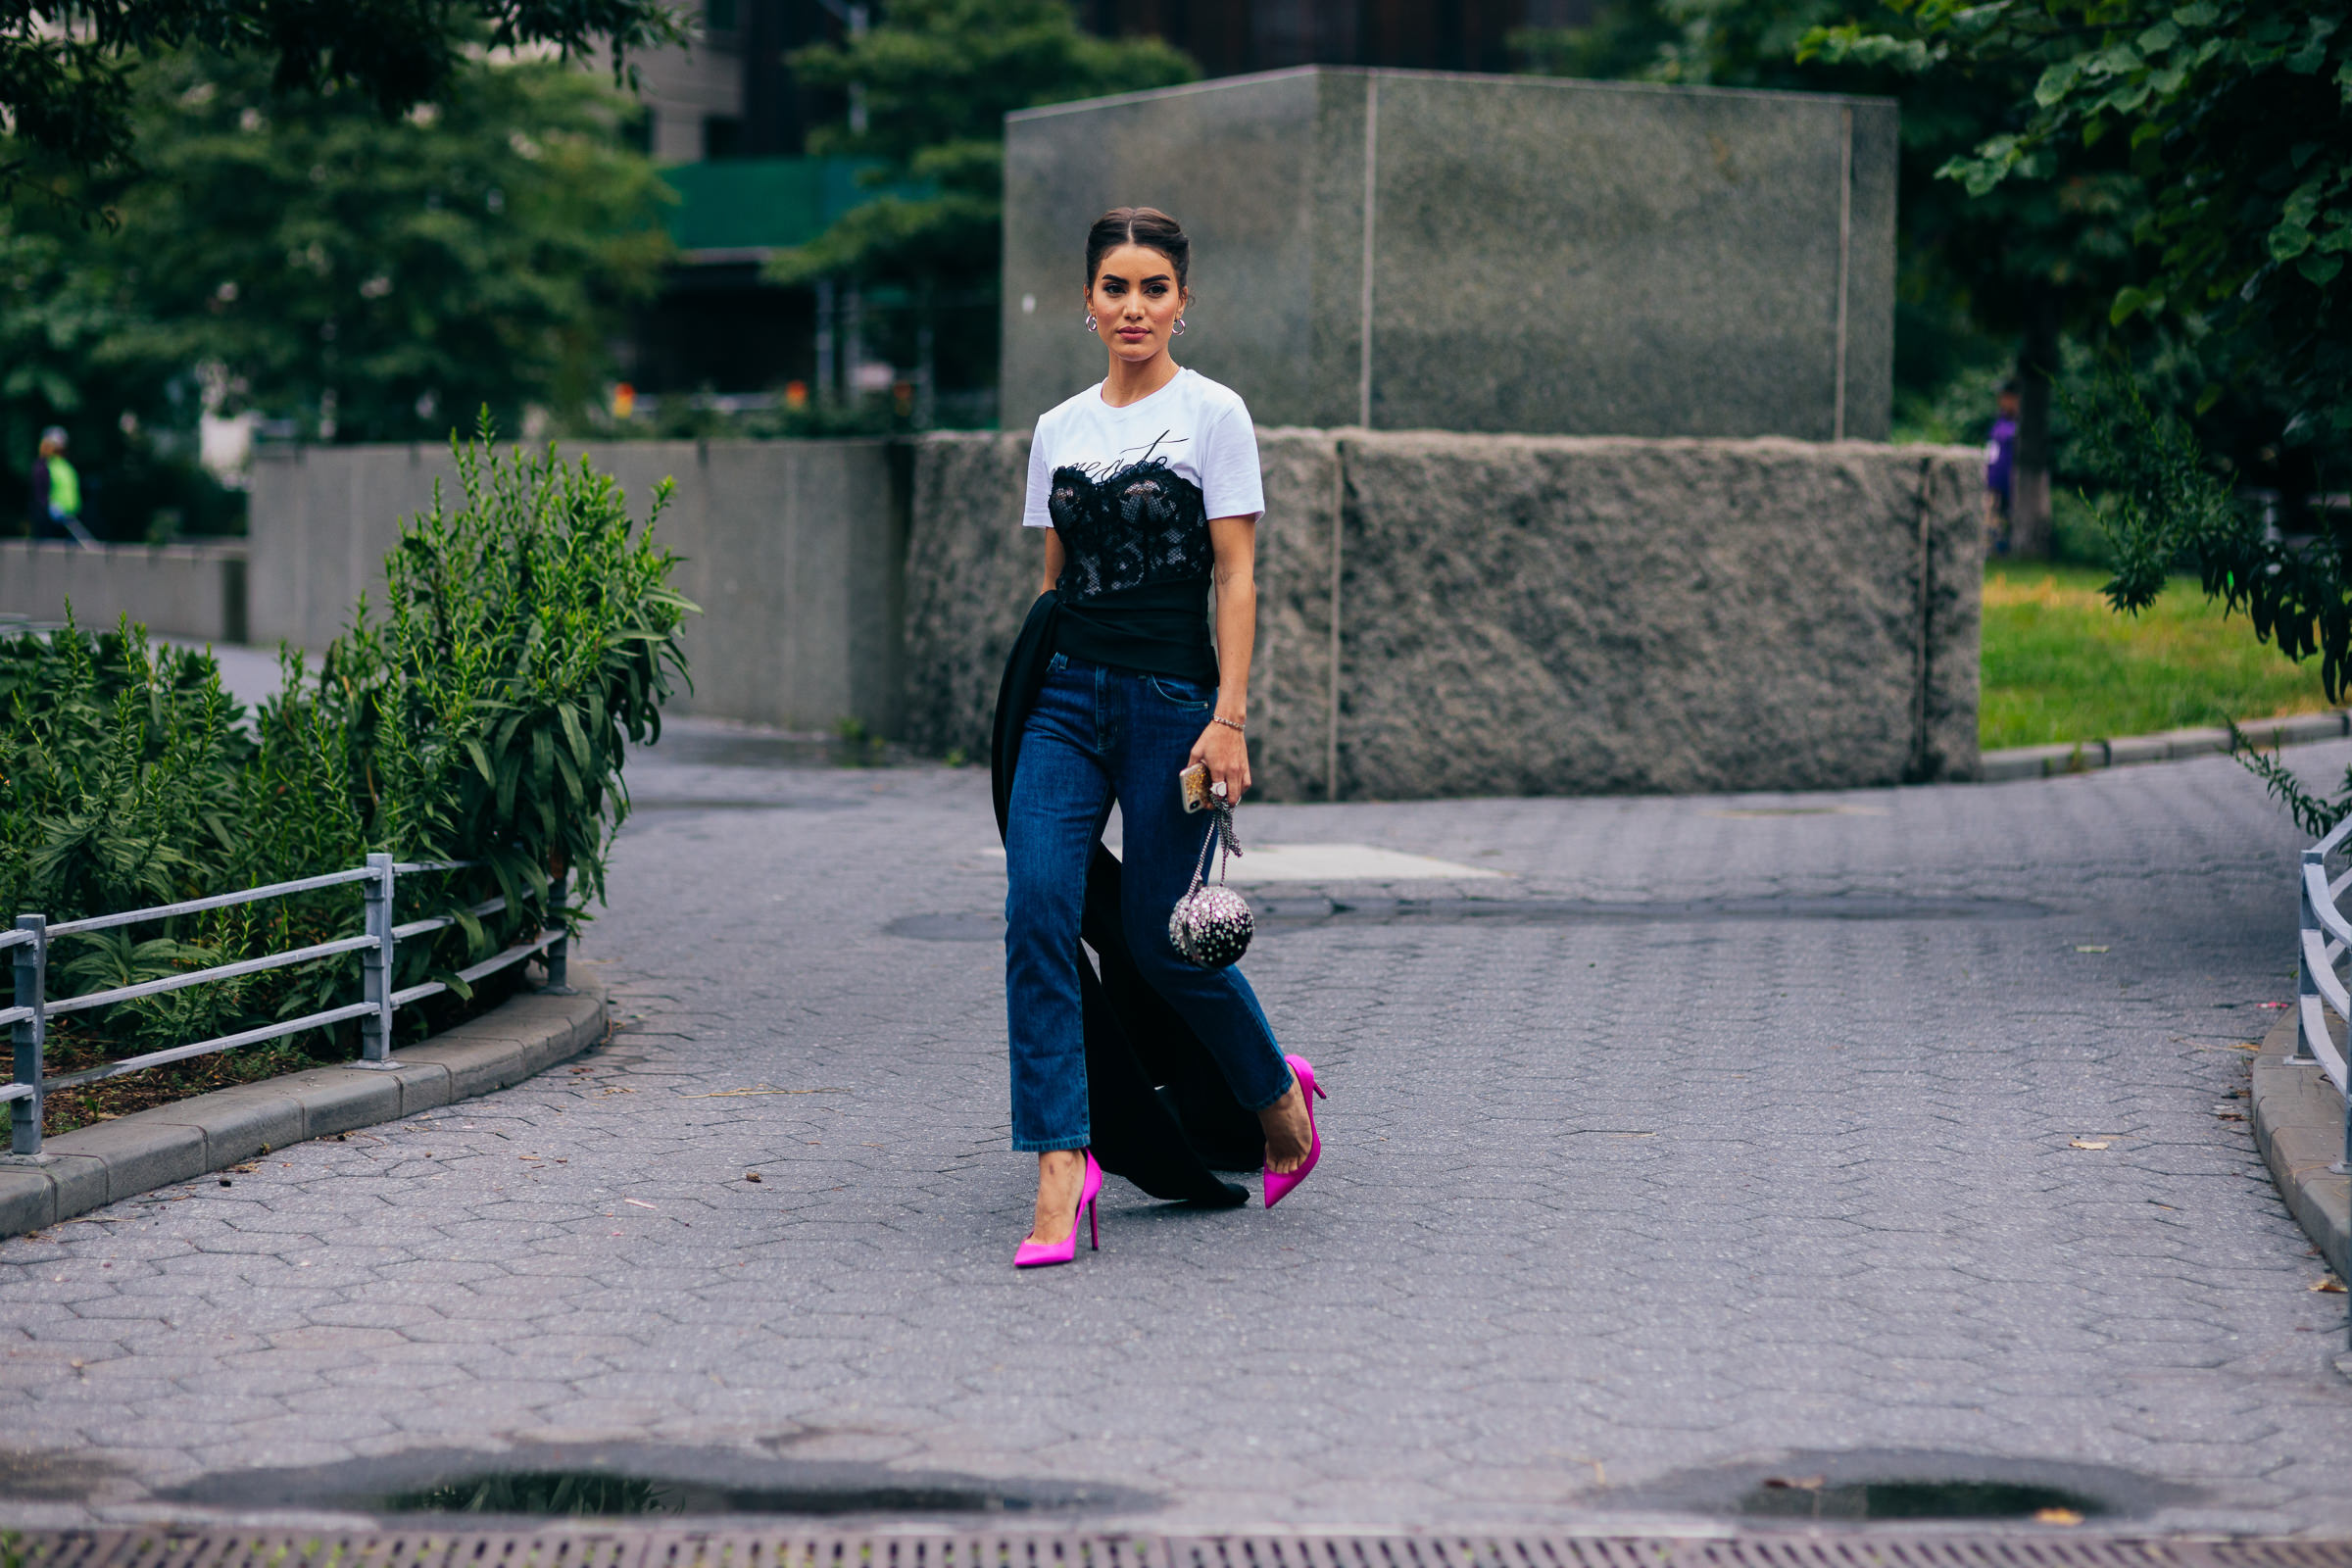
[0,0,682,202]
[1806,1,2351,447]
[764,0,1196,288]
[1805,2,2352,687]
[0,45,668,534]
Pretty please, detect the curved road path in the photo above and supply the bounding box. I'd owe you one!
[3,725,2349,1534]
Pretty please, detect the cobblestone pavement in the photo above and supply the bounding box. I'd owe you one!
[4,723,2351,1534]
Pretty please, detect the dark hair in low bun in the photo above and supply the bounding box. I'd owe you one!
[1085,206,1190,292]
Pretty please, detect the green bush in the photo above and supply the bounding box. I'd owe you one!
[0,421,693,1128]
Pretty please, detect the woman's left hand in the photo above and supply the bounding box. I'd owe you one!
[1190,720,1251,804]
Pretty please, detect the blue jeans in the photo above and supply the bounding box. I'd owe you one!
[1004,654,1292,1152]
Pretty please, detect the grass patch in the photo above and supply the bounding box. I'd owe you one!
[1981,563,2336,751]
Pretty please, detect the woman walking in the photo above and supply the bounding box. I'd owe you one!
[992,207,1325,1268]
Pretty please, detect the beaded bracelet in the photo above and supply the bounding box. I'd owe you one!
[1211,714,1246,733]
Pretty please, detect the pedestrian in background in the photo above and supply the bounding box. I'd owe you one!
[1984,381,2019,557]
[28,426,95,549]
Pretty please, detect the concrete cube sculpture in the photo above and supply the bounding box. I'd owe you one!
[1002,67,1895,442]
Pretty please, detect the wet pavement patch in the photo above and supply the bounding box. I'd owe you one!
[161,1444,1160,1521]
[887,912,1005,942]
[0,1447,122,1502]
[1610,1449,2191,1525]
[1740,1476,2104,1522]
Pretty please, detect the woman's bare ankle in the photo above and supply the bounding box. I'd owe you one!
[1030,1150,1085,1244]
[1259,1084,1311,1173]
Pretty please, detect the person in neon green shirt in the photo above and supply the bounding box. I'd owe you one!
[29,426,94,547]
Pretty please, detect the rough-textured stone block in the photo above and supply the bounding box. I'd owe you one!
[900,430,1047,763]
[1250,430,1344,802]
[2106,735,2168,767]
[0,1165,54,1233]
[1332,433,1974,796]
[904,429,1978,798]
[45,1118,205,1201]
[1004,68,1895,442]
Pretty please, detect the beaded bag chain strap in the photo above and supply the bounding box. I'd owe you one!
[1169,798,1252,970]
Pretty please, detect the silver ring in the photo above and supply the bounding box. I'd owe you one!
[1210,780,1228,798]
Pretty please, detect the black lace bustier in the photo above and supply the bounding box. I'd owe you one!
[1048,454,1212,601]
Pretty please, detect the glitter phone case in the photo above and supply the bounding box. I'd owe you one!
[1179,761,1212,814]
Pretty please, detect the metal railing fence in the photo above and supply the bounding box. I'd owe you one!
[2290,817,2352,1342]
[4,853,567,1157]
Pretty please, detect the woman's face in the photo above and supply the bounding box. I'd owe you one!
[1085,243,1185,363]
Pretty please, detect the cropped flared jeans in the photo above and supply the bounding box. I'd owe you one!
[1004,653,1292,1152]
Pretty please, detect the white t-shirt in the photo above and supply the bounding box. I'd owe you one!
[1022,368,1264,529]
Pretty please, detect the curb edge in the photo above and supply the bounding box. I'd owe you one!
[1977,710,2351,783]
[0,977,607,1240]
[2251,1009,2349,1282]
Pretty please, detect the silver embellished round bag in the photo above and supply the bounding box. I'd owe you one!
[1169,800,1252,969]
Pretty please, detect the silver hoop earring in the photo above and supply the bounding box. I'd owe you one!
[1083,314,1098,333]
[1172,317,1187,337]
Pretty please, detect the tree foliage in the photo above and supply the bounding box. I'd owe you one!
[1801,1,2352,827]
[1804,1,2352,445]
[0,0,683,203]
[129,49,672,441]
[764,0,1196,289]
[0,45,670,503]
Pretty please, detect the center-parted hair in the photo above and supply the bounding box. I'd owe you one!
[1085,207,1190,293]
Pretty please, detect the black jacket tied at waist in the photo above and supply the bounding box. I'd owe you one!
[1049,576,1220,688]
[990,589,1255,1204]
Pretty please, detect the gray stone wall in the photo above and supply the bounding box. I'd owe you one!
[249,439,904,735]
[1331,434,1976,797]
[901,433,1036,760]
[905,430,1979,799]
[246,431,1977,799]
[0,540,249,644]
[1003,68,1896,444]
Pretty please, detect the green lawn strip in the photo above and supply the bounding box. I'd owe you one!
[1980,563,2336,752]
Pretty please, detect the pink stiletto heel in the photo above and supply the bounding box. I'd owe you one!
[1014,1149,1103,1268]
[1262,1054,1327,1210]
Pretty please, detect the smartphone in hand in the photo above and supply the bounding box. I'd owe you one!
[1179,761,1212,813]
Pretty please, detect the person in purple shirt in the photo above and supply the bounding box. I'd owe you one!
[1984,380,2020,556]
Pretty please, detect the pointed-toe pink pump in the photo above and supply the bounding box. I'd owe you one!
[1262,1054,1327,1209]
[1014,1148,1103,1268]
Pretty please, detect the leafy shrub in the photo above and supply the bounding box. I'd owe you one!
[0,421,693,1129]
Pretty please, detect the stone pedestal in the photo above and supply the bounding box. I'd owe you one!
[1002,67,1895,443]
[905,431,1980,801]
